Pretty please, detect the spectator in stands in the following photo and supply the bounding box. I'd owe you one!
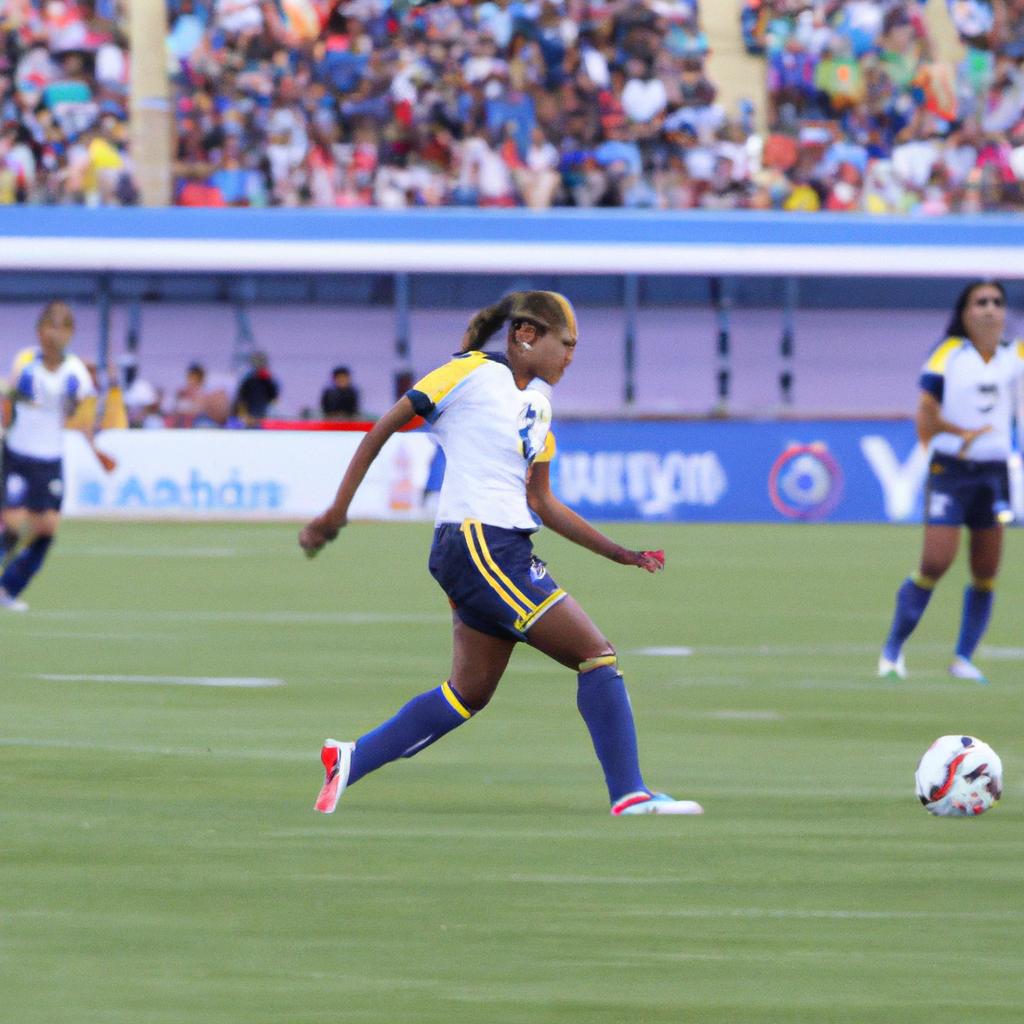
[234,351,280,425]
[321,365,360,420]
[171,362,230,427]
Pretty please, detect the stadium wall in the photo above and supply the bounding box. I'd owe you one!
[62,424,1024,525]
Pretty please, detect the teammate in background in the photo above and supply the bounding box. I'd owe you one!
[880,281,1024,683]
[300,291,703,817]
[0,301,97,610]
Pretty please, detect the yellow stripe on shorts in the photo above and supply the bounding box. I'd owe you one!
[460,520,532,619]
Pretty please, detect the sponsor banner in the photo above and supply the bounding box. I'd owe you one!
[62,429,437,520]
[549,420,945,523]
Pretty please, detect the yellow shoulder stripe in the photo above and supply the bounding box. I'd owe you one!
[12,347,36,375]
[411,351,487,406]
[534,431,556,464]
[1017,340,1024,360]
[924,338,962,374]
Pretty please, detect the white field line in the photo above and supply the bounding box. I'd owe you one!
[288,873,702,885]
[0,737,310,759]
[979,646,1024,660]
[36,674,282,687]
[634,646,693,656]
[30,610,450,625]
[618,907,1024,921]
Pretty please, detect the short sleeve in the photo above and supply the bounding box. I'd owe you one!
[406,352,486,423]
[69,357,97,400]
[919,338,961,403]
[533,430,556,464]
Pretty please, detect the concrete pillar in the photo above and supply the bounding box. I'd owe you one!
[129,0,173,206]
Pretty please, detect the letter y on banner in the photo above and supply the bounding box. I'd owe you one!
[860,436,929,522]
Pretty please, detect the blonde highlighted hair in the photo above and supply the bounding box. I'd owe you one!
[460,291,577,353]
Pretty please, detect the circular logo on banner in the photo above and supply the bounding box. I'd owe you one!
[768,443,844,520]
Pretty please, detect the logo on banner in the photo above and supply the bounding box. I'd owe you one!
[859,436,929,522]
[769,443,844,520]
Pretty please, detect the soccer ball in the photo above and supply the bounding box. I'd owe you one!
[915,735,1003,817]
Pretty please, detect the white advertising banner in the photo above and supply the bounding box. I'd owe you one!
[61,429,438,520]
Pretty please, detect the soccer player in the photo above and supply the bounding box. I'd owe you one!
[879,281,1024,683]
[300,291,702,816]
[0,301,97,611]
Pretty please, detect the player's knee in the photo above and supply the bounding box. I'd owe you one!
[917,561,948,584]
[579,649,617,674]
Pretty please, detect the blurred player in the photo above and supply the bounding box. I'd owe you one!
[0,301,102,610]
[880,281,1024,683]
[301,291,703,817]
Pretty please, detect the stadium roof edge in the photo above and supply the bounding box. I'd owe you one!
[0,208,1021,276]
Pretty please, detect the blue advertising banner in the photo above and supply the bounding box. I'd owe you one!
[548,419,941,524]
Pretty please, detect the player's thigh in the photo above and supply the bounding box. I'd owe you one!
[449,615,516,710]
[968,527,1002,580]
[525,595,612,671]
[27,510,60,538]
[920,525,960,580]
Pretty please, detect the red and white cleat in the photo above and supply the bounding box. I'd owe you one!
[315,740,355,813]
[611,791,704,816]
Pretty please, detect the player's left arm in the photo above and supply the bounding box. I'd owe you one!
[526,460,663,572]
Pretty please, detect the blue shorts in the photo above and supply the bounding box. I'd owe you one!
[1,446,63,513]
[925,453,1010,530]
[429,520,566,642]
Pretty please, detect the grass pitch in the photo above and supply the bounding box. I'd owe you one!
[2,520,1023,1024]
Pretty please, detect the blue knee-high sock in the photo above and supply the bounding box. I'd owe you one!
[348,682,474,786]
[882,574,935,661]
[0,535,52,597]
[956,583,994,661]
[1,528,19,565]
[576,660,646,805]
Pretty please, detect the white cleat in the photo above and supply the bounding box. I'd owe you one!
[949,656,988,685]
[314,739,355,813]
[878,653,905,680]
[612,792,704,816]
[0,587,28,612]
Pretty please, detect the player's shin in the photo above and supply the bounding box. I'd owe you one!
[576,657,646,805]
[955,578,995,661]
[882,572,935,661]
[1,527,19,566]
[347,681,476,785]
[0,535,52,598]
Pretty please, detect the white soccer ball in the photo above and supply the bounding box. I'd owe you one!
[915,735,1003,817]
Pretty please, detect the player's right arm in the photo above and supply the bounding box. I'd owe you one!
[299,396,417,556]
[915,391,990,454]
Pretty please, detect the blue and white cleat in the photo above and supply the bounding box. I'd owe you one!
[878,652,906,680]
[0,587,28,612]
[315,739,355,813]
[948,656,989,684]
[611,791,703,816]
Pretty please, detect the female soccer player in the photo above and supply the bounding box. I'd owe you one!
[879,280,1024,683]
[0,301,97,611]
[300,291,702,816]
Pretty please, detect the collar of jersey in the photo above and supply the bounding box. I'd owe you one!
[453,350,510,368]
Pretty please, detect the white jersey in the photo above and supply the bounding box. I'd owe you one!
[408,351,555,531]
[5,348,96,461]
[920,336,1024,462]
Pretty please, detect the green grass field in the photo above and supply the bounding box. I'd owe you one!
[2,520,1023,1024]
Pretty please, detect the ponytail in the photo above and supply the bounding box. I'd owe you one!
[460,294,518,352]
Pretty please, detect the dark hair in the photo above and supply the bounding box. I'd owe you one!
[945,280,1007,338]
[332,366,351,378]
[37,299,74,331]
[460,291,578,352]
[187,362,206,379]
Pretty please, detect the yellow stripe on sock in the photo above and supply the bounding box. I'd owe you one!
[972,576,996,592]
[517,589,566,632]
[441,681,472,719]
[579,654,617,673]
[460,520,531,618]
[911,571,938,590]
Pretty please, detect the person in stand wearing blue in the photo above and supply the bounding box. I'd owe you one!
[880,281,1024,683]
[300,290,703,817]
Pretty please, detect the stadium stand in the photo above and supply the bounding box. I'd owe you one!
[0,0,137,204]
[742,0,1024,212]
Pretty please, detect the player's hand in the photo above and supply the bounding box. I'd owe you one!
[958,426,991,456]
[94,448,117,473]
[299,513,345,558]
[626,549,664,573]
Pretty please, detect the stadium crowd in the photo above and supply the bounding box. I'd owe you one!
[4,0,1024,211]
